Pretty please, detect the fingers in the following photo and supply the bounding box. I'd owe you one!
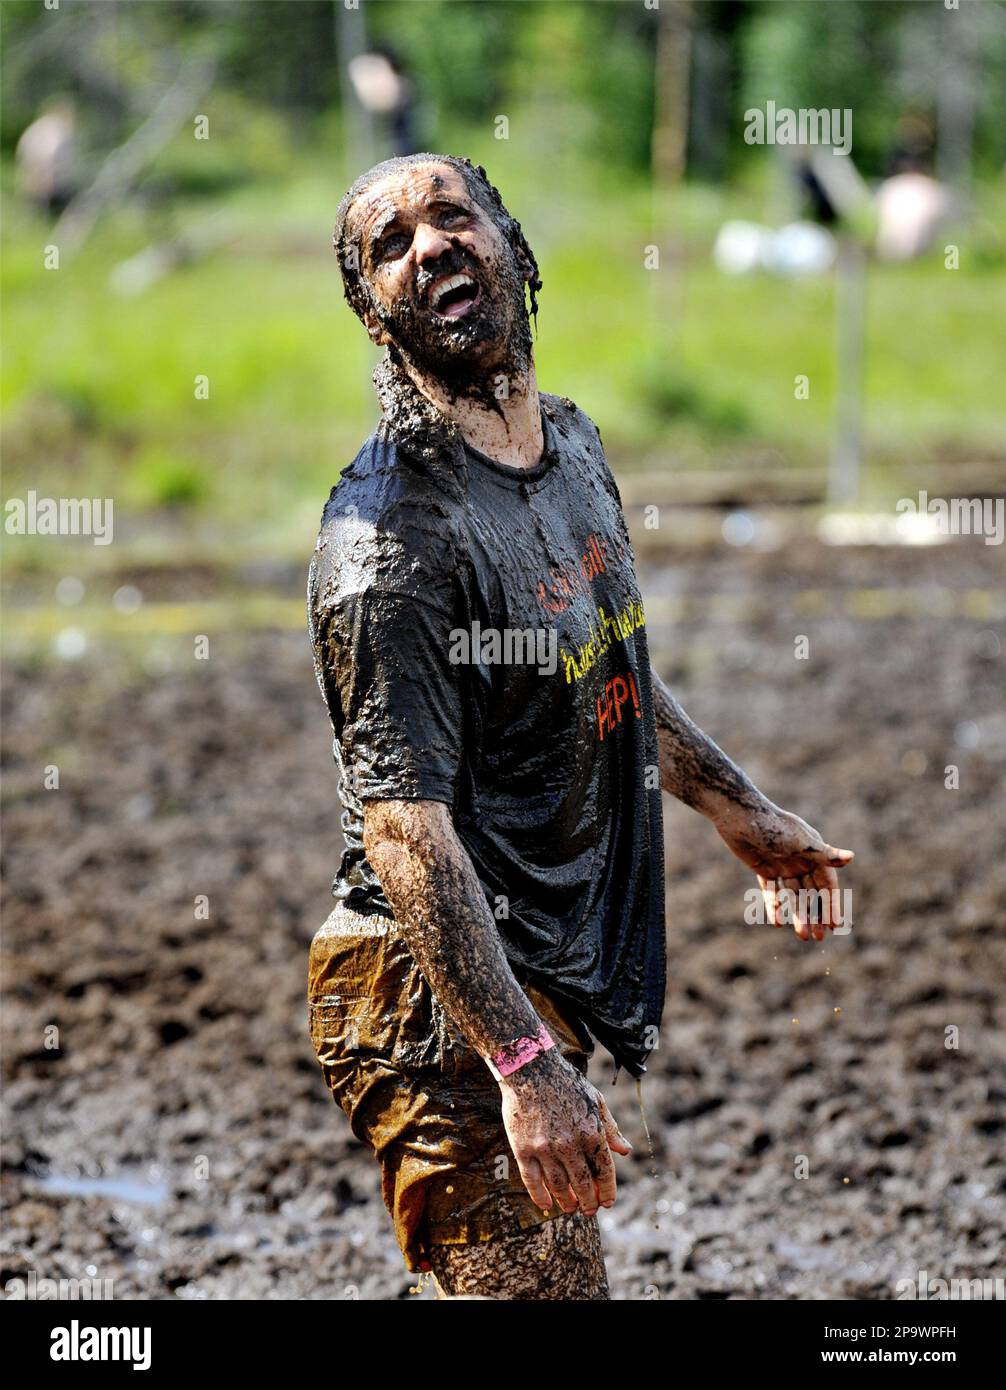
[515,1153,553,1212]
[768,875,835,941]
[758,875,780,927]
[591,1143,617,1209]
[781,876,810,941]
[574,1096,627,1211]
[516,1146,579,1216]
[564,1149,599,1215]
[521,1122,626,1217]
[820,843,854,868]
[762,875,813,937]
[762,856,850,941]
[791,874,827,942]
[804,864,849,937]
[810,863,839,894]
[538,1155,579,1215]
[809,863,845,933]
[785,875,836,942]
[597,1096,632,1157]
[805,893,827,942]
[511,1081,633,1219]
[590,1105,620,1208]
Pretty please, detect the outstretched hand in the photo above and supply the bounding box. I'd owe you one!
[716,803,854,942]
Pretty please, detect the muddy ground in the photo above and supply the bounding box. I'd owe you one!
[2,527,1004,1300]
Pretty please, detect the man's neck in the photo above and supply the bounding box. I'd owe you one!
[403,359,543,471]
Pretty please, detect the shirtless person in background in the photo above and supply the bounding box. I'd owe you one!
[307,153,853,1300]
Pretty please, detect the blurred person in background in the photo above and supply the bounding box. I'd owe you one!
[876,116,956,262]
[347,47,419,156]
[15,96,80,216]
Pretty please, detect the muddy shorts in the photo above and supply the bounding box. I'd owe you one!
[308,903,595,1273]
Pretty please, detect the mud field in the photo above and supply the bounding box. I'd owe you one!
[3,529,1004,1300]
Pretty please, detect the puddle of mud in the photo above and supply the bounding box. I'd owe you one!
[3,537,1003,1298]
[30,1169,170,1205]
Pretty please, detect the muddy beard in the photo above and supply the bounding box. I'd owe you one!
[373,351,458,460]
[368,239,533,408]
[367,237,535,481]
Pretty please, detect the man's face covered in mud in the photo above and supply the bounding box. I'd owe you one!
[345,162,534,389]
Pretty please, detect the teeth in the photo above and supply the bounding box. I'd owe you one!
[432,273,476,309]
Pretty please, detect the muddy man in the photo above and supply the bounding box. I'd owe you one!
[306,154,854,1299]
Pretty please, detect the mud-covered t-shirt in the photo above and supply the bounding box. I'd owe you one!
[308,393,665,1075]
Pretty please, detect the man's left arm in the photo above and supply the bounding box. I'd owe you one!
[650,668,854,940]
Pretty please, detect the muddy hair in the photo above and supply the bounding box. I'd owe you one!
[332,154,541,484]
[332,152,543,328]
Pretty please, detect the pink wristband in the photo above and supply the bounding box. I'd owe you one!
[486,1024,556,1081]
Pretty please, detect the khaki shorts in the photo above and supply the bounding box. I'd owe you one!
[308,904,594,1272]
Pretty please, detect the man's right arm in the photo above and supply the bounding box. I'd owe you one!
[363,798,631,1216]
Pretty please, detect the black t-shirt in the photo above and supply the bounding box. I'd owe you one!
[308,392,665,1075]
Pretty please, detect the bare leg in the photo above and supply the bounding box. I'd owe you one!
[429,1212,610,1300]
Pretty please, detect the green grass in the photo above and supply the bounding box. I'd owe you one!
[3,131,1004,563]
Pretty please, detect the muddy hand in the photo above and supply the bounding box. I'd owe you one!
[499,1048,631,1215]
[716,801,854,943]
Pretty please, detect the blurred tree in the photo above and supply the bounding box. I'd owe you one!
[653,0,692,185]
[2,0,1003,184]
[214,0,337,111]
[737,0,1006,180]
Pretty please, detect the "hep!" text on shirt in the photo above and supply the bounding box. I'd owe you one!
[597,670,642,742]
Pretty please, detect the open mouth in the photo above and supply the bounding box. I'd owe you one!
[429,272,482,319]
